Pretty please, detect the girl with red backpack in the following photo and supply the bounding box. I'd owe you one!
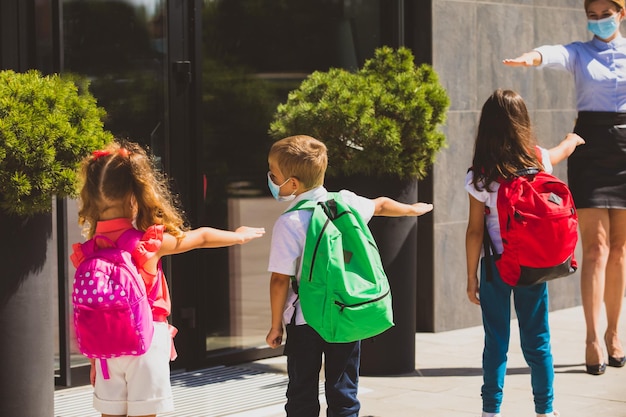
[71,141,265,417]
[465,89,584,417]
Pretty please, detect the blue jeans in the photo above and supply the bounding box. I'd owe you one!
[480,257,555,415]
[284,324,360,417]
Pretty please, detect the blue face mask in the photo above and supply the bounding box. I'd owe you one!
[267,171,296,202]
[587,14,619,40]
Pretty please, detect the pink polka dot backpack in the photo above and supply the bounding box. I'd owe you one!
[72,229,155,379]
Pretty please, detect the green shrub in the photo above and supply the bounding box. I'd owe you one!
[0,70,113,216]
[269,46,450,180]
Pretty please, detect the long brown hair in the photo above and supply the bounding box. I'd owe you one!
[77,140,187,238]
[471,89,542,192]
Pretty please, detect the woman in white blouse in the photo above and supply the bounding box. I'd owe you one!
[503,0,626,376]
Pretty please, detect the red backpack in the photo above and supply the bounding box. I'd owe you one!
[484,168,578,286]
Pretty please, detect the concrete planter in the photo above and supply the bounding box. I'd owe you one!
[0,210,55,415]
[325,175,419,375]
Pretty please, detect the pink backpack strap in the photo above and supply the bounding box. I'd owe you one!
[99,359,110,380]
[114,228,144,253]
[116,228,161,302]
[78,235,113,258]
[81,233,133,257]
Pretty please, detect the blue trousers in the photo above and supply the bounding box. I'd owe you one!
[479,257,555,415]
[284,324,360,417]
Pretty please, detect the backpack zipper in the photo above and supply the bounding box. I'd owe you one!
[334,289,391,312]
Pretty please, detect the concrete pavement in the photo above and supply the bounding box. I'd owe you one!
[246,301,626,417]
[54,301,626,416]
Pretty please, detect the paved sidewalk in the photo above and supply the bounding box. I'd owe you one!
[55,301,626,417]
[248,301,626,417]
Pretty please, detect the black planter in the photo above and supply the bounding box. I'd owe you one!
[325,175,419,375]
[0,211,55,416]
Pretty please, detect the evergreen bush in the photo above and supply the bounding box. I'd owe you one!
[0,70,113,216]
[269,46,450,180]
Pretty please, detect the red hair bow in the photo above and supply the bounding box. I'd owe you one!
[92,150,111,160]
[92,148,130,160]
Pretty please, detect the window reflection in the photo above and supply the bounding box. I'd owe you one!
[59,0,168,372]
[55,0,384,368]
[201,0,381,353]
[63,0,167,158]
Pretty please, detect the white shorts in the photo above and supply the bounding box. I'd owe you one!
[93,321,175,416]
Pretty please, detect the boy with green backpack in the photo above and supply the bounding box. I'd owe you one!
[265,135,433,417]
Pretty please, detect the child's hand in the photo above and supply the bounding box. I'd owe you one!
[565,132,585,147]
[467,276,480,305]
[266,327,283,348]
[412,202,434,216]
[549,132,586,165]
[373,197,433,217]
[235,226,266,244]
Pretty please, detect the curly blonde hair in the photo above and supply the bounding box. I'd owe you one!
[77,140,187,238]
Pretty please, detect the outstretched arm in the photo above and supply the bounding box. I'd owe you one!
[502,50,542,67]
[159,226,265,257]
[372,197,433,217]
[548,133,585,165]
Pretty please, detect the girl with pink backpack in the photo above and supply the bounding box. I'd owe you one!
[70,141,265,417]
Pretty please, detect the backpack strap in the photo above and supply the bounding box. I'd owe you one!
[115,228,162,302]
[285,192,345,214]
[512,147,542,178]
[79,235,113,258]
[285,198,317,213]
[99,359,110,380]
[81,229,142,256]
[283,193,344,322]
[88,228,160,302]
[114,228,144,253]
[288,275,299,325]
[482,208,500,283]
[513,167,540,177]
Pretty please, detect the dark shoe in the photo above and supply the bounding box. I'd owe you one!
[608,355,626,367]
[585,362,607,375]
[603,331,624,368]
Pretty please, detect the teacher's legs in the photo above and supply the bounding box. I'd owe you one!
[605,209,626,363]
[578,208,626,372]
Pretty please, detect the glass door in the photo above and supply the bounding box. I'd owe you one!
[199,0,384,362]
[56,0,169,386]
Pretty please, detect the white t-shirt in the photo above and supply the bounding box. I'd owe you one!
[267,186,375,326]
[464,147,553,254]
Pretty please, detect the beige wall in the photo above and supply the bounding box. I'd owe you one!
[430,0,594,331]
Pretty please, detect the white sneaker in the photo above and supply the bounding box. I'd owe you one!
[482,413,501,417]
[537,412,559,417]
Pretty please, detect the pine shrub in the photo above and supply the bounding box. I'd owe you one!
[0,70,113,216]
[269,46,450,180]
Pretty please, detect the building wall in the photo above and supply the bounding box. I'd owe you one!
[430,0,590,331]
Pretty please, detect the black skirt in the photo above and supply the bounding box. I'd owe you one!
[569,111,626,209]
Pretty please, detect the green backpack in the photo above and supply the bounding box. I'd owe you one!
[287,192,394,343]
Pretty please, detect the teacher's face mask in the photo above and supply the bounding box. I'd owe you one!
[587,14,620,40]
